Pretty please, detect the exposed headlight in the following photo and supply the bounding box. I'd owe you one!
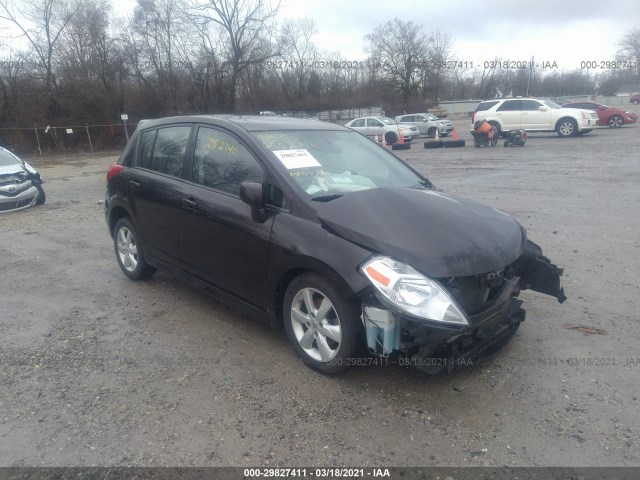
[360,256,469,326]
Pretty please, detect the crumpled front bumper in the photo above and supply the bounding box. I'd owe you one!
[0,185,39,213]
[362,277,526,374]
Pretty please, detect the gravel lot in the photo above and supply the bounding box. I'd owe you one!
[1,109,639,468]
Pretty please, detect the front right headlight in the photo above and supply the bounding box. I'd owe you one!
[360,256,469,326]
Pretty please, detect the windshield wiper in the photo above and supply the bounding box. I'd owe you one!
[409,180,433,189]
[311,194,344,202]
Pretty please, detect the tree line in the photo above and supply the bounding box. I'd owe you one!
[1,0,639,131]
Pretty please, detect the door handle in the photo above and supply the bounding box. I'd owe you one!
[182,197,198,209]
[129,180,141,189]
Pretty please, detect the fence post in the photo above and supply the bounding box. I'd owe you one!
[34,125,42,155]
[85,123,94,153]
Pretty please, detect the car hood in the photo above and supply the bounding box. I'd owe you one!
[0,163,28,186]
[315,187,526,278]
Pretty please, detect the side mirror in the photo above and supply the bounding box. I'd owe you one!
[240,182,265,210]
[538,106,548,111]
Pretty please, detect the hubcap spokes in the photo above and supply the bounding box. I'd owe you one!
[117,227,138,272]
[290,288,341,362]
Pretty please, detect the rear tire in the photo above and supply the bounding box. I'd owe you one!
[113,218,156,280]
[283,273,361,375]
[385,132,397,145]
[487,121,501,138]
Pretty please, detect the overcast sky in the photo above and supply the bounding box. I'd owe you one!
[4,0,639,72]
[275,0,640,70]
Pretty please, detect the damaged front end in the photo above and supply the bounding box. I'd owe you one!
[0,156,45,213]
[358,243,565,374]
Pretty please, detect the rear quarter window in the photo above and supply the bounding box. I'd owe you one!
[475,101,499,112]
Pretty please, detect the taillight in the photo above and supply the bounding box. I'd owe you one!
[107,164,124,182]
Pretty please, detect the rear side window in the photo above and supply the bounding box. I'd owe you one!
[136,126,191,177]
[475,101,499,112]
[497,100,523,111]
[192,127,264,195]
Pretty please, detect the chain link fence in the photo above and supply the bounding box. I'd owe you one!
[0,123,132,155]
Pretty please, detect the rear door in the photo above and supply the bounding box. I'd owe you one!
[495,100,523,130]
[128,124,193,266]
[179,125,274,308]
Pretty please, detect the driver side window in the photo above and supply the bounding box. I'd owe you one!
[192,127,264,196]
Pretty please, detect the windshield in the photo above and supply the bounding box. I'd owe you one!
[378,117,396,125]
[0,149,21,167]
[543,100,562,109]
[253,130,429,199]
[425,114,438,121]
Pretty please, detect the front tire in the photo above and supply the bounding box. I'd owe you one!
[113,218,156,280]
[35,186,46,205]
[427,127,436,137]
[283,273,361,375]
[557,118,578,137]
[608,115,623,128]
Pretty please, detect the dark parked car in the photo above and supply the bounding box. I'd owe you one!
[629,94,640,105]
[105,116,565,374]
[0,146,46,213]
[562,101,638,128]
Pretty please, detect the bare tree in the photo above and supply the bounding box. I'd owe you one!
[129,0,186,115]
[365,18,428,109]
[0,0,80,121]
[190,0,279,112]
[618,26,640,81]
[423,30,453,102]
[277,18,318,101]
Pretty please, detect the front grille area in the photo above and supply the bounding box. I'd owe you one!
[0,198,34,212]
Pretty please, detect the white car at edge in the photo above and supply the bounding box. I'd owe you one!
[472,98,599,137]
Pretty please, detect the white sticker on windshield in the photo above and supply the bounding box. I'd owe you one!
[273,149,321,169]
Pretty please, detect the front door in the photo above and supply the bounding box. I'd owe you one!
[179,125,274,308]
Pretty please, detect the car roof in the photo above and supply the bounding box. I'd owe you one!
[136,115,345,133]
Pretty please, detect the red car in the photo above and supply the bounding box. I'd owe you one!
[562,101,638,128]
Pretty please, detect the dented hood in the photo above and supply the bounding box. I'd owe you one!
[315,187,526,278]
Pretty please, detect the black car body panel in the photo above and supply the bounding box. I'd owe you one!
[105,115,565,373]
[316,187,526,278]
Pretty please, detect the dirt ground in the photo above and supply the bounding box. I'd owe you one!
[1,109,639,468]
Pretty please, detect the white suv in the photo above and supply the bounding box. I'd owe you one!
[472,98,599,137]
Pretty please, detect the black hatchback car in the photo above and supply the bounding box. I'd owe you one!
[105,115,565,374]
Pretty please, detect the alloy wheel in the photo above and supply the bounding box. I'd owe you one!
[290,288,342,362]
[117,226,138,272]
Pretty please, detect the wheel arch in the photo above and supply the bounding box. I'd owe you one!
[554,116,578,131]
[108,204,132,238]
[272,259,362,328]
